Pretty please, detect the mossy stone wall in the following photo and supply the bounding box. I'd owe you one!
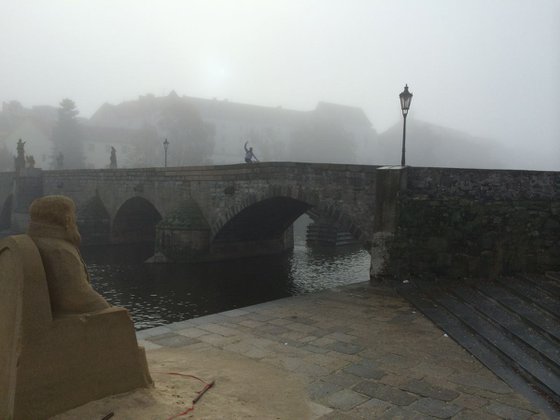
[377,167,560,279]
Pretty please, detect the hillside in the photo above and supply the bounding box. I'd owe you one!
[374,119,507,169]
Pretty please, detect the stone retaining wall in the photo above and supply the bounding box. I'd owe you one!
[372,167,560,279]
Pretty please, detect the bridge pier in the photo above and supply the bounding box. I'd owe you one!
[152,223,294,263]
[306,218,359,246]
[153,225,210,262]
[369,166,407,282]
[150,199,295,263]
[11,169,43,233]
[209,227,294,262]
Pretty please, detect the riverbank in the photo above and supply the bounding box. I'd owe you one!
[54,282,546,419]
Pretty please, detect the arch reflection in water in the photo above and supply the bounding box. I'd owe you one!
[83,214,370,330]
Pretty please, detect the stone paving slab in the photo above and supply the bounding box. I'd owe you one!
[146,333,200,348]
[136,282,548,419]
[401,379,461,402]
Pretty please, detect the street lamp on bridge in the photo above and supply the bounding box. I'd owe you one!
[399,84,413,166]
[163,138,169,168]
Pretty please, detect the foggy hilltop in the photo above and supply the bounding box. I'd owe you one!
[0,91,553,171]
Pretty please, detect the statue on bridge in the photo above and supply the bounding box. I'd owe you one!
[109,146,117,169]
[25,155,35,169]
[13,138,25,174]
[55,152,64,169]
[244,141,259,163]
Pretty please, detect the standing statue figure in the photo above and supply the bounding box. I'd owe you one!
[109,146,117,169]
[14,138,26,173]
[244,141,259,163]
[25,155,35,169]
[16,138,25,156]
[55,152,64,170]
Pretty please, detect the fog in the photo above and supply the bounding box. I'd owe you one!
[1,0,559,170]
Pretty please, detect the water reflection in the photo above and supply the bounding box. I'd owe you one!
[83,239,370,330]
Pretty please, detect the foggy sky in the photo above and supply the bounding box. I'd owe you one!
[2,0,559,169]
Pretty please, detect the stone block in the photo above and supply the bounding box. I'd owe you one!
[376,406,428,419]
[401,379,460,401]
[448,373,512,394]
[147,333,200,347]
[322,372,362,388]
[343,360,386,380]
[324,389,370,411]
[354,381,418,406]
[484,402,534,419]
[408,397,463,418]
[326,341,365,355]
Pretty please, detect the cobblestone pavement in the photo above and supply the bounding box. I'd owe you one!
[137,282,548,419]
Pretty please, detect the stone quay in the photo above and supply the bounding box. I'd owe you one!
[54,282,546,419]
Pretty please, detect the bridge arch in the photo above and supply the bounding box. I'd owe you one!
[77,194,111,245]
[0,194,13,230]
[213,196,312,244]
[112,196,162,244]
[211,188,368,249]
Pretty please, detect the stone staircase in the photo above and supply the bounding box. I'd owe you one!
[397,273,560,418]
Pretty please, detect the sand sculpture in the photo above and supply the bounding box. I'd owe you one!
[0,195,152,420]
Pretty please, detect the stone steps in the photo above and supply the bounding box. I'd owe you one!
[397,275,560,418]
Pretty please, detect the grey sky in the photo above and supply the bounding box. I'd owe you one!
[2,0,559,168]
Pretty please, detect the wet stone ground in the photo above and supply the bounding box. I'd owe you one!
[137,282,546,419]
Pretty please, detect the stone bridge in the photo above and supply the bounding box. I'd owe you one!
[0,163,379,262]
[4,164,556,277]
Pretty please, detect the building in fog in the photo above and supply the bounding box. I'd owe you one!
[88,92,377,167]
[0,93,378,170]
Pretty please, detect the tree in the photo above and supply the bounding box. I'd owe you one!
[157,95,214,166]
[50,99,85,169]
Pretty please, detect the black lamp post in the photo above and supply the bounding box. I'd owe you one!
[399,84,413,166]
[163,138,169,168]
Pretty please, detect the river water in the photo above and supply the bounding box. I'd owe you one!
[83,216,371,330]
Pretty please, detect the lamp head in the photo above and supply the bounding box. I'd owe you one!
[399,84,413,117]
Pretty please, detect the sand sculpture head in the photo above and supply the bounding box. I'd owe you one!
[29,195,81,247]
[27,194,111,316]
